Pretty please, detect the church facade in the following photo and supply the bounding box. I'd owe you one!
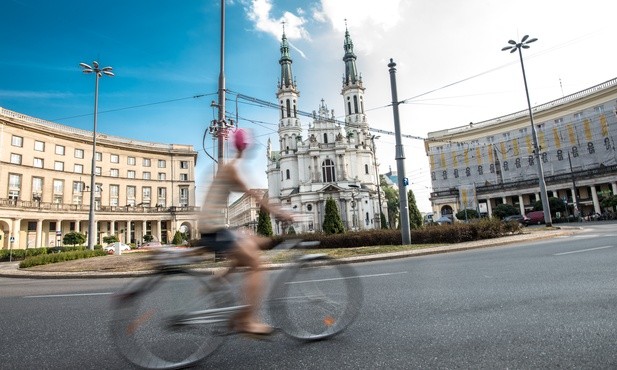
[266,28,383,234]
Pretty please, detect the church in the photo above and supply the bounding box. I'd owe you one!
[266,27,384,234]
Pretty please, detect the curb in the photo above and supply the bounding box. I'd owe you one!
[0,227,580,279]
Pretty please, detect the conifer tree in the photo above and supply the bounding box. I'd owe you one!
[322,197,345,234]
[407,189,423,229]
[256,206,273,237]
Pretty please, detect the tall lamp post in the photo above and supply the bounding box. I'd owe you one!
[370,135,384,228]
[80,61,114,249]
[502,36,552,227]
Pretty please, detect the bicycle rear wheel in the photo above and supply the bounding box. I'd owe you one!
[270,257,363,341]
[110,271,232,369]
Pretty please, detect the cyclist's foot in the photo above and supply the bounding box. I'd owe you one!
[231,321,274,337]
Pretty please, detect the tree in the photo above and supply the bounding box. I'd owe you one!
[322,197,345,234]
[492,204,519,219]
[63,232,86,247]
[287,225,296,235]
[171,231,185,245]
[381,176,399,229]
[103,235,118,244]
[380,212,388,229]
[256,207,273,236]
[533,196,566,215]
[407,189,423,229]
[143,234,154,243]
[600,195,617,211]
[455,209,479,221]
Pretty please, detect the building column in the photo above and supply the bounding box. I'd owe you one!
[590,186,601,214]
[502,196,507,205]
[56,220,62,247]
[142,220,147,242]
[36,219,43,248]
[75,220,80,233]
[110,220,115,236]
[612,182,617,196]
[156,220,162,242]
[11,219,21,249]
[126,221,132,244]
[518,195,525,215]
[486,198,493,217]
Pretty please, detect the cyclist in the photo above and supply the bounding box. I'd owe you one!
[196,128,293,336]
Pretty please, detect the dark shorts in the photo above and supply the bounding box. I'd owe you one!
[196,229,238,253]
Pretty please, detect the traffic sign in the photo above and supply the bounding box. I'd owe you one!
[9,236,15,243]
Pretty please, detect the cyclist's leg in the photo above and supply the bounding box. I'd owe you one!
[229,235,272,335]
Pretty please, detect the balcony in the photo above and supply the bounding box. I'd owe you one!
[0,198,198,213]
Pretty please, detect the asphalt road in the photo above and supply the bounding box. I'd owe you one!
[1,222,617,369]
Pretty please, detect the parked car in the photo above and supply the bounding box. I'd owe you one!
[503,214,530,225]
[104,242,131,254]
[525,210,545,225]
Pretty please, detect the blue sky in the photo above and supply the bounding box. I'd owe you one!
[2,0,616,212]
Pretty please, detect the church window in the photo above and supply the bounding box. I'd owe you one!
[365,164,369,174]
[286,99,291,118]
[353,96,359,114]
[286,169,290,180]
[322,159,336,183]
[323,133,328,143]
[347,102,352,115]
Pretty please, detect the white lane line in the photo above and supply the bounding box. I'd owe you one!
[287,271,408,284]
[23,292,114,299]
[554,245,615,256]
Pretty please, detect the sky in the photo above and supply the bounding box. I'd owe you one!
[2,0,616,213]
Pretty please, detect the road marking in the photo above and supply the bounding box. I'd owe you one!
[553,245,615,256]
[23,292,114,299]
[287,271,408,284]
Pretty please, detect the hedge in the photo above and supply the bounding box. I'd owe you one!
[18,249,107,268]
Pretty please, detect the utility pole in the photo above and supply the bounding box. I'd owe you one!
[388,59,411,245]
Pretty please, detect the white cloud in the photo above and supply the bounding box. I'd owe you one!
[247,0,310,41]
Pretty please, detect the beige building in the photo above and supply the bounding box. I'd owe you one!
[426,78,617,220]
[227,189,267,232]
[0,107,199,249]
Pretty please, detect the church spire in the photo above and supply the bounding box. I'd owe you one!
[343,20,359,86]
[279,22,295,89]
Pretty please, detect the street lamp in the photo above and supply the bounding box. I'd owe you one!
[80,61,114,249]
[502,36,552,227]
[370,135,384,228]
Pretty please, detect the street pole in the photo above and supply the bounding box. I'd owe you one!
[371,135,384,228]
[217,0,226,165]
[502,36,552,227]
[80,61,114,249]
[387,59,411,244]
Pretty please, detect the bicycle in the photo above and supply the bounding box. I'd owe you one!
[110,239,363,369]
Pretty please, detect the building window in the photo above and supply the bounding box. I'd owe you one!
[10,153,22,164]
[454,169,459,178]
[95,166,102,175]
[74,164,83,173]
[365,164,369,174]
[110,168,119,177]
[95,152,102,161]
[179,187,189,207]
[143,171,151,180]
[110,185,119,206]
[478,165,483,175]
[465,167,471,177]
[158,173,166,180]
[127,186,136,206]
[32,177,43,199]
[322,159,336,183]
[127,156,136,165]
[557,150,564,161]
[8,174,21,200]
[72,181,84,205]
[142,187,151,205]
[110,154,119,163]
[442,170,447,180]
[53,179,64,204]
[55,145,65,155]
[323,133,328,144]
[180,161,189,169]
[353,95,359,114]
[34,140,45,151]
[286,169,290,180]
[74,149,84,159]
[528,156,534,166]
[180,173,188,181]
[158,160,166,168]
[587,142,595,154]
[143,158,151,167]
[54,161,64,171]
[127,170,136,179]
[157,187,167,207]
[11,135,23,147]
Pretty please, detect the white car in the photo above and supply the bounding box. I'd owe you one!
[104,242,131,254]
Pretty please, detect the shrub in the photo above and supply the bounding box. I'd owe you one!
[19,249,107,268]
[0,247,48,262]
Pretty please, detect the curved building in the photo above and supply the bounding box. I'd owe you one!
[0,107,198,249]
[426,78,617,220]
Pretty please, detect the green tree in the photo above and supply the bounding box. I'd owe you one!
[455,209,479,221]
[172,231,185,245]
[380,212,388,229]
[143,234,154,243]
[287,225,296,235]
[492,203,519,219]
[600,194,617,211]
[533,197,566,215]
[322,197,345,234]
[256,207,273,236]
[381,176,399,229]
[63,232,86,247]
[407,189,423,229]
[103,235,118,244]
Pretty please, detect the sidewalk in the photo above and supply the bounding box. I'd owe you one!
[0,227,579,279]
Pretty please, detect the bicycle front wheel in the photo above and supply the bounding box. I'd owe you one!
[110,271,232,369]
[270,257,363,341]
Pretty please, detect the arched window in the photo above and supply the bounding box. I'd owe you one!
[286,99,291,118]
[347,102,352,115]
[323,133,328,143]
[353,96,359,114]
[364,164,369,174]
[286,169,290,180]
[322,159,335,182]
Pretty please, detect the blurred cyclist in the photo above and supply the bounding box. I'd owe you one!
[196,128,293,336]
